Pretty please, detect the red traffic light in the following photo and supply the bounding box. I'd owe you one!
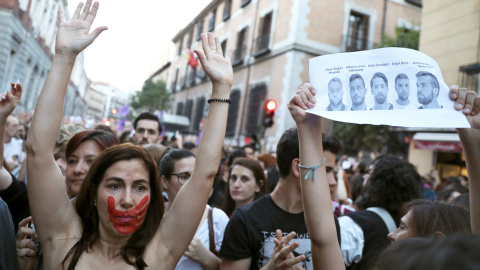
[111,108,118,114]
[265,100,277,111]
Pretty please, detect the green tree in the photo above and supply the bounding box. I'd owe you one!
[131,79,171,113]
[379,25,420,50]
[333,123,390,153]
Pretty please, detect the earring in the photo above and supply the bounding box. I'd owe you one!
[94,200,97,207]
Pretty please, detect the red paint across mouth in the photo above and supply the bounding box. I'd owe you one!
[107,195,149,234]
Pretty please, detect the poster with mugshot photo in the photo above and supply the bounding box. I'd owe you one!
[309,47,470,128]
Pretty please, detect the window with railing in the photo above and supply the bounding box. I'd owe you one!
[245,84,267,135]
[176,102,184,115]
[187,30,193,48]
[196,19,204,41]
[223,0,232,21]
[185,99,194,123]
[208,9,217,32]
[232,27,248,66]
[241,0,251,8]
[226,90,240,136]
[345,11,370,52]
[193,97,206,132]
[254,12,272,57]
[171,69,179,92]
[177,37,183,56]
[221,39,227,57]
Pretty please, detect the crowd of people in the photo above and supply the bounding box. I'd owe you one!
[1,1,479,270]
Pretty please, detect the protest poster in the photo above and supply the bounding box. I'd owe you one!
[308,47,470,128]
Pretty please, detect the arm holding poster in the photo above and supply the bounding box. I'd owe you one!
[452,85,480,234]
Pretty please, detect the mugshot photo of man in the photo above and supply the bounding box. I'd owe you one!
[326,77,346,111]
[349,74,367,111]
[393,73,413,109]
[416,71,443,109]
[370,72,393,110]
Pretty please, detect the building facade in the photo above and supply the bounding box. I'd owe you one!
[165,0,421,150]
[0,0,88,117]
[407,0,480,177]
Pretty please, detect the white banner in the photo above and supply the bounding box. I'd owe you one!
[308,47,470,128]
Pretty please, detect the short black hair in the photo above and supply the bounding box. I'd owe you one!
[183,141,196,150]
[134,112,162,134]
[276,128,343,178]
[363,155,421,211]
[416,71,440,95]
[349,74,365,87]
[394,73,409,84]
[370,72,388,88]
[158,149,195,177]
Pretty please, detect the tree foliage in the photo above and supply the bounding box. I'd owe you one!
[333,123,389,153]
[379,25,420,50]
[131,79,171,113]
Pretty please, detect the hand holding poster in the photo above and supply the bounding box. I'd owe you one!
[308,48,470,128]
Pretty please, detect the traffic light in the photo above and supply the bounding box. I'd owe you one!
[263,100,277,128]
[111,108,117,114]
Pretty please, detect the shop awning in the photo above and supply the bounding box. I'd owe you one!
[412,133,463,152]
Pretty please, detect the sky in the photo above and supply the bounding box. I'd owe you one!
[67,0,211,93]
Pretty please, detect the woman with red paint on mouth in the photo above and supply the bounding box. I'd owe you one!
[220,158,266,217]
[25,1,233,269]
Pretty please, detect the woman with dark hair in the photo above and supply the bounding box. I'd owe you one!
[159,149,229,269]
[221,158,266,217]
[64,129,119,198]
[387,199,471,242]
[25,1,232,269]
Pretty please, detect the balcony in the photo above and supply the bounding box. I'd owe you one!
[343,35,374,52]
[232,45,246,66]
[253,33,270,58]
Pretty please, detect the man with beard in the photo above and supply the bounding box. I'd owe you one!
[326,77,346,111]
[133,112,162,145]
[349,74,367,111]
[416,71,443,109]
[370,72,393,110]
[393,73,415,109]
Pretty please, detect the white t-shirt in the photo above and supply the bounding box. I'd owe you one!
[175,206,230,270]
[4,137,25,163]
[393,100,417,110]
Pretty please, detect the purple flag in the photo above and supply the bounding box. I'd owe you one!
[119,105,130,117]
[118,118,126,131]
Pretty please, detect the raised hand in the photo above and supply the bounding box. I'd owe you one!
[449,85,480,129]
[0,83,22,119]
[261,230,306,270]
[16,217,40,270]
[287,83,318,124]
[55,0,107,57]
[194,33,233,89]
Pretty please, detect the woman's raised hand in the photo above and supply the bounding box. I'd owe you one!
[55,0,107,57]
[194,33,233,90]
[450,85,480,129]
[0,83,22,119]
[287,83,317,124]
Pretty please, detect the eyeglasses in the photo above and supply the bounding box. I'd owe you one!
[171,172,191,185]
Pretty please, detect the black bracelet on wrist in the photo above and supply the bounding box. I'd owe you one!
[208,98,231,104]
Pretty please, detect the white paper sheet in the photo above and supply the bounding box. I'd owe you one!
[308,47,470,128]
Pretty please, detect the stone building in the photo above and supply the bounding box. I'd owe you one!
[407,0,479,177]
[164,0,422,150]
[0,0,88,117]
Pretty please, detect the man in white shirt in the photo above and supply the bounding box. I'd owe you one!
[3,115,24,170]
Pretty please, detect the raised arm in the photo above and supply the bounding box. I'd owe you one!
[287,83,344,270]
[450,85,480,234]
[0,83,22,190]
[25,0,107,241]
[159,33,232,263]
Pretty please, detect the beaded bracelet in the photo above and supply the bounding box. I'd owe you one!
[208,98,231,104]
[298,157,326,181]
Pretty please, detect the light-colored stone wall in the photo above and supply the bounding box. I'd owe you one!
[419,0,480,86]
